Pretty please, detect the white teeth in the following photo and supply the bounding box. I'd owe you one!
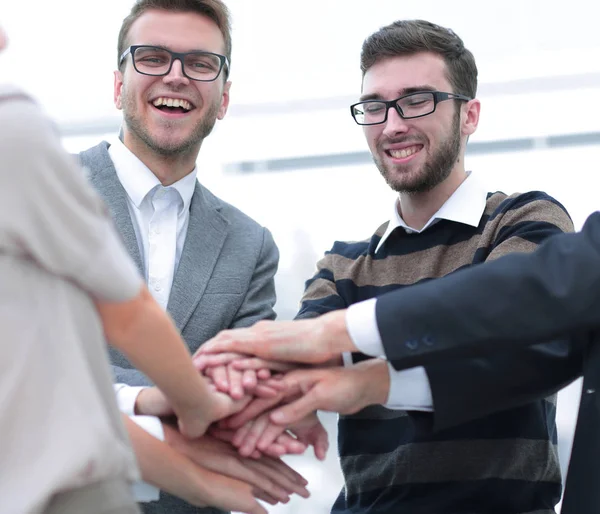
[389,146,419,159]
[152,97,192,111]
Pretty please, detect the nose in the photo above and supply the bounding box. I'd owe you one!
[382,104,410,138]
[163,58,190,87]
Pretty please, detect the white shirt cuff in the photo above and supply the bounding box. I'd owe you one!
[384,363,434,411]
[129,415,165,502]
[346,298,385,357]
[114,384,146,416]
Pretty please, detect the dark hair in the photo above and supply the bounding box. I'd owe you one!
[360,19,477,98]
[117,0,232,79]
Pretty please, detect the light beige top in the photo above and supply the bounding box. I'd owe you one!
[0,86,143,513]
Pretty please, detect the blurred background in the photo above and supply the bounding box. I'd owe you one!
[2,0,599,511]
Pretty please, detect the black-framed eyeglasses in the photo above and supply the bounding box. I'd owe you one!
[119,45,229,82]
[350,91,471,126]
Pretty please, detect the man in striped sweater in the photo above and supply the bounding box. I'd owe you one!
[289,19,574,514]
[196,19,574,514]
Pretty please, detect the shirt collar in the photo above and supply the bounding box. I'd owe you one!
[108,138,198,214]
[375,171,488,254]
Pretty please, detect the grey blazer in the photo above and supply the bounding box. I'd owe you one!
[80,141,279,514]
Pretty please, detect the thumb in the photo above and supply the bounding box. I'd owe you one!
[269,387,320,426]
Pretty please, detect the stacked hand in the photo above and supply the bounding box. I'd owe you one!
[135,310,390,513]
[189,311,390,461]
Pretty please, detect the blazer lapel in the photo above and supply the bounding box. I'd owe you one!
[81,142,145,276]
[167,183,229,331]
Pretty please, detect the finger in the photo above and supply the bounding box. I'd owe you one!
[193,351,246,370]
[274,433,307,455]
[259,456,309,486]
[255,422,287,453]
[246,459,310,498]
[229,464,291,503]
[200,328,261,355]
[259,442,286,458]
[206,365,230,393]
[305,424,330,461]
[227,365,245,400]
[241,369,258,391]
[252,489,282,506]
[225,395,283,429]
[232,358,297,372]
[232,420,255,448]
[252,384,280,398]
[256,368,271,380]
[270,388,320,426]
[238,415,271,457]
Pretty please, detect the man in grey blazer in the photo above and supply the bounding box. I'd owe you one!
[79,1,279,513]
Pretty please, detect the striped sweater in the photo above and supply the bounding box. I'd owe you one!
[297,190,574,514]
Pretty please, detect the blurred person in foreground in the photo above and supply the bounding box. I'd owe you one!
[196,19,577,514]
[0,24,305,514]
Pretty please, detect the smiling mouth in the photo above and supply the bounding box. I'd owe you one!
[386,145,423,159]
[151,96,195,114]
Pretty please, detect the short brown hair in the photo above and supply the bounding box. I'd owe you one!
[360,20,477,98]
[117,0,232,79]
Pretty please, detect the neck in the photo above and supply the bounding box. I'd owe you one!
[123,134,201,186]
[398,168,468,230]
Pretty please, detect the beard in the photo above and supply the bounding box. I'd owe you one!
[374,108,462,194]
[121,86,220,157]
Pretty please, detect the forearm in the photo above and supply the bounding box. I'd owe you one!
[378,215,600,369]
[98,287,214,415]
[124,415,207,506]
[427,337,586,430]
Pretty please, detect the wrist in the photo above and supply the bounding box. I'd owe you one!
[321,309,356,357]
[356,359,390,406]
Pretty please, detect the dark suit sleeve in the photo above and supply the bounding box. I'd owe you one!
[229,227,279,328]
[376,212,600,372]
[422,195,585,428]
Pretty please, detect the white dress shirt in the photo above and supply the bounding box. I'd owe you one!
[109,140,198,502]
[109,139,198,415]
[344,172,488,410]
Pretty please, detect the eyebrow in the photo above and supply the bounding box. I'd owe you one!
[359,85,438,102]
[139,44,214,54]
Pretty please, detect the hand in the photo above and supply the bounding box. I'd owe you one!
[231,411,329,461]
[201,359,284,399]
[195,310,355,365]
[124,415,269,514]
[163,425,310,504]
[184,465,269,514]
[218,393,285,430]
[176,386,253,439]
[268,359,391,426]
[209,425,306,459]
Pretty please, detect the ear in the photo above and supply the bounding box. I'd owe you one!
[217,80,231,120]
[114,70,124,110]
[462,98,480,137]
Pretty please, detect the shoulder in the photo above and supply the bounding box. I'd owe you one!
[318,221,389,268]
[485,190,573,232]
[197,183,273,242]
